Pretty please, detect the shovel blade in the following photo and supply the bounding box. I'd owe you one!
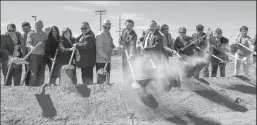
[75,84,91,97]
[135,88,158,109]
[35,94,57,118]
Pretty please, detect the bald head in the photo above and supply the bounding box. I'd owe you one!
[35,20,44,31]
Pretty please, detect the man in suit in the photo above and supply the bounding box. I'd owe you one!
[211,28,229,77]
[21,22,31,85]
[72,21,96,85]
[2,24,23,86]
[119,19,137,84]
[139,20,166,61]
[192,24,209,78]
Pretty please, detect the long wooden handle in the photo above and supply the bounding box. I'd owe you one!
[47,49,59,85]
[238,43,256,54]
[69,49,76,65]
[125,49,136,82]
[23,42,42,60]
[4,63,13,86]
[214,47,247,64]
[104,63,108,70]
[181,34,207,50]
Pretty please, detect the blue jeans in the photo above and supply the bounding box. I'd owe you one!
[29,55,46,86]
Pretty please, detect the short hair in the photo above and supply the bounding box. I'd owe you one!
[22,22,31,27]
[178,27,187,33]
[150,20,157,25]
[125,19,134,26]
[7,23,16,30]
[240,26,248,32]
[215,28,222,34]
[81,21,90,27]
[35,20,43,25]
[161,24,169,32]
[196,24,204,30]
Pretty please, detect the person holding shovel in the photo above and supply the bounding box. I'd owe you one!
[161,24,175,60]
[96,20,115,85]
[119,19,137,84]
[26,20,48,86]
[211,28,230,77]
[2,24,23,86]
[72,22,96,85]
[174,27,194,59]
[234,26,252,77]
[20,22,32,86]
[192,24,209,78]
[45,26,61,85]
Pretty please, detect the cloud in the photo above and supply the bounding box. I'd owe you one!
[63,6,92,12]
[78,1,120,6]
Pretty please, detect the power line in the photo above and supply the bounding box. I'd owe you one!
[95,10,106,31]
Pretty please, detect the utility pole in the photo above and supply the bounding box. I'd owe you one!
[32,16,37,22]
[95,10,106,31]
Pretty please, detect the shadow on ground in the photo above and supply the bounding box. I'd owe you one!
[194,89,248,112]
[226,84,256,95]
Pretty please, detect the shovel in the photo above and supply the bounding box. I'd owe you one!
[35,49,59,118]
[125,48,158,109]
[97,62,110,85]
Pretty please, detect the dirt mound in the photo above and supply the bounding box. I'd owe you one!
[1,76,256,125]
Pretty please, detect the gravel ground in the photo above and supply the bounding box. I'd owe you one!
[1,55,256,125]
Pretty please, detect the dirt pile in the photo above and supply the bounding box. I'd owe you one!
[1,75,256,125]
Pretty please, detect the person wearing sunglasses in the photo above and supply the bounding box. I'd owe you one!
[20,22,32,86]
[72,22,96,85]
[161,24,175,60]
[26,20,48,86]
[234,26,252,77]
[211,28,229,77]
[119,19,137,84]
[192,24,209,78]
[95,20,115,85]
[2,23,23,86]
[174,27,194,59]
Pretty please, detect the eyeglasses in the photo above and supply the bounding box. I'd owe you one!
[104,26,111,29]
[80,27,88,30]
[164,28,169,30]
[8,30,15,32]
[197,29,203,31]
[179,32,186,34]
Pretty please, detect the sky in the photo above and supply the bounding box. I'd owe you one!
[1,1,256,46]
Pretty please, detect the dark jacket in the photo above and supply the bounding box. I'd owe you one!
[0,34,4,61]
[2,32,22,61]
[58,37,76,64]
[212,37,229,60]
[192,32,207,50]
[119,28,137,57]
[140,29,166,58]
[75,30,96,68]
[45,37,60,59]
[174,36,194,56]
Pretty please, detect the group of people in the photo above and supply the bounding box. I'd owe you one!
[0,19,256,87]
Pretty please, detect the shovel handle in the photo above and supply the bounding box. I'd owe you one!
[238,43,256,54]
[69,49,76,65]
[23,42,42,61]
[104,63,108,70]
[125,49,137,82]
[46,49,59,85]
[181,34,207,51]
[4,62,13,86]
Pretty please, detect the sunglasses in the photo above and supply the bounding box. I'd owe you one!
[80,27,88,30]
[8,30,15,32]
[197,29,203,31]
[179,32,186,34]
[104,26,111,29]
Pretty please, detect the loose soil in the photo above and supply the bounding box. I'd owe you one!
[1,56,256,125]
